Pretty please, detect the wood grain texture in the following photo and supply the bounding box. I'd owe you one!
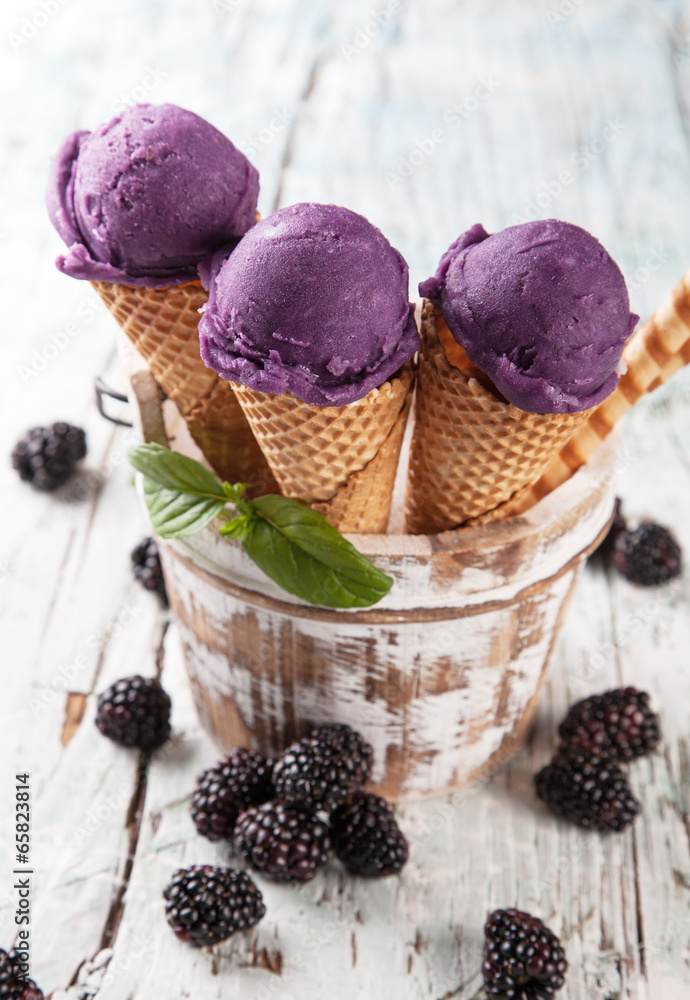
[2,0,690,996]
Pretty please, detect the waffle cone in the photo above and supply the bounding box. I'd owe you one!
[92,280,215,417]
[479,268,690,521]
[93,280,274,490]
[404,303,591,534]
[233,365,415,531]
[310,388,413,532]
[184,378,280,495]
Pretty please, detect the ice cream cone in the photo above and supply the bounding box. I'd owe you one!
[92,280,213,416]
[310,388,413,533]
[185,377,279,495]
[475,268,690,521]
[404,303,591,534]
[93,279,274,491]
[233,364,415,532]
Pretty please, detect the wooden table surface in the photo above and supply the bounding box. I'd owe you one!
[2,1,690,996]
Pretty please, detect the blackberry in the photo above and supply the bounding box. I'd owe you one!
[234,801,331,883]
[11,422,86,491]
[535,747,640,833]
[330,792,408,877]
[273,724,373,812]
[163,865,265,947]
[483,908,567,1000]
[558,687,660,761]
[96,675,171,750]
[612,520,681,585]
[131,537,168,604]
[0,949,43,1000]
[191,749,274,841]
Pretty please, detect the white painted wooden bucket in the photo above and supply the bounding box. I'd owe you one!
[118,333,617,801]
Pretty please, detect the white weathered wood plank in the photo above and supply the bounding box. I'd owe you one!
[2,0,690,996]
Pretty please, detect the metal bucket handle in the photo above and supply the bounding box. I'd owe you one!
[94,376,133,427]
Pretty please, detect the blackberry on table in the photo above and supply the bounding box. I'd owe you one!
[482,908,568,1000]
[612,520,681,586]
[331,792,408,878]
[96,675,171,751]
[0,948,43,1000]
[131,537,168,603]
[273,724,373,812]
[11,423,86,491]
[558,687,660,762]
[191,749,274,841]
[234,801,331,883]
[535,747,640,833]
[163,865,265,947]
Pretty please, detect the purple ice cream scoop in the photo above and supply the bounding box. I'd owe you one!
[47,103,259,288]
[419,220,638,413]
[199,203,419,406]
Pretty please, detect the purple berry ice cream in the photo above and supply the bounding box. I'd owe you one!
[199,202,419,406]
[47,103,259,288]
[419,220,638,413]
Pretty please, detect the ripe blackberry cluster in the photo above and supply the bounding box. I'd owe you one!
[11,422,86,491]
[330,793,409,877]
[163,865,265,947]
[191,749,274,840]
[131,537,168,604]
[234,801,331,883]
[482,908,567,999]
[0,948,43,1000]
[171,724,408,945]
[612,520,682,585]
[535,687,659,833]
[272,723,373,811]
[535,748,640,833]
[595,499,682,585]
[558,687,660,761]
[95,675,171,751]
[230,725,406,884]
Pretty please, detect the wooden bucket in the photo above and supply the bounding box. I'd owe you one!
[118,333,617,801]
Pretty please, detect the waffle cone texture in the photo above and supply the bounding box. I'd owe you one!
[93,280,213,416]
[233,364,415,533]
[92,280,276,493]
[480,267,690,521]
[404,302,591,534]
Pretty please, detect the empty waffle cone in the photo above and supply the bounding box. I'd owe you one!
[233,365,415,532]
[404,303,591,534]
[476,267,690,521]
[93,280,274,491]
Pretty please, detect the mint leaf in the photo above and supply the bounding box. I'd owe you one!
[128,443,394,607]
[243,495,393,608]
[143,477,226,539]
[219,514,255,539]
[130,443,227,539]
[129,443,227,499]
[222,481,251,505]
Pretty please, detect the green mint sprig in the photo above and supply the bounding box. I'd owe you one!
[129,443,394,609]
